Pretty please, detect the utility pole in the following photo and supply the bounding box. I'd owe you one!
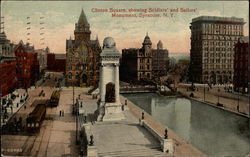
[217,86,220,104]
[203,83,205,101]
[237,87,240,112]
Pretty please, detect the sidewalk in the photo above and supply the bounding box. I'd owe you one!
[1,89,28,126]
[80,94,167,157]
[120,95,206,157]
[177,83,249,116]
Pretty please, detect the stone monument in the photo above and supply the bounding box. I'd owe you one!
[97,37,124,121]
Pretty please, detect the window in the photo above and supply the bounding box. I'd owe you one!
[68,66,72,71]
[68,73,72,79]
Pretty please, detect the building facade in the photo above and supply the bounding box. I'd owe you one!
[47,53,66,72]
[15,41,39,89]
[189,16,245,84]
[0,32,17,96]
[152,40,169,77]
[121,34,168,83]
[66,9,101,87]
[35,47,49,73]
[233,37,249,93]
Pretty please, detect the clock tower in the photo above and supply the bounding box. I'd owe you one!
[74,9,91,42]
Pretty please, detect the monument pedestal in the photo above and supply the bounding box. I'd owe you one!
[102,102,125,121]
[161,139,174,154]
[87,146,98,157]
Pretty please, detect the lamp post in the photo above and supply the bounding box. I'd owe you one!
[237,87,240,112]
[217,86,220,104]
[203,82,206,101]
[76,97,79,145]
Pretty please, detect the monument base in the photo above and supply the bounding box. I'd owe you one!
[102,102,125,121]
[161,139,174,154]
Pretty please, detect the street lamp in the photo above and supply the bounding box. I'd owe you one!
[203,82,206,101]
[76,97,79,145]
[237,87,240,112]
[217,86,220,105]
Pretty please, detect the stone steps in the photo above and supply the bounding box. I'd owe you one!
[98,147,168,157]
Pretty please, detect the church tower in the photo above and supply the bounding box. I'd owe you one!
[142,33,152,51]
[74,9,91,42]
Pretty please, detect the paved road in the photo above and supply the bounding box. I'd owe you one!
[1,72,73,156]
[176,83,249,116]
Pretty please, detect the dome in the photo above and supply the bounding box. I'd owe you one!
[143,34,152,45]
[103,37,116,48]
[157,40,163,49]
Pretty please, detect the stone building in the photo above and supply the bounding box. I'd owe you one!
[34,47,49,73]
[66,9,101,87]
[189,16,245,84]
[0,32,17,96]
[233,37,249,93]
[120,34,168,83]
[152,40,169,77]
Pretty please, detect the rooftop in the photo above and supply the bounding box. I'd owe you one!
[192,16,245,24]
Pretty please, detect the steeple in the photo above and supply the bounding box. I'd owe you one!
[77,9,90,27]
[74,9,91,42]
[96,35,100,47]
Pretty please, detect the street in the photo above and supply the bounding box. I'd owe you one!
[1,72,82,156]
[177,83,249,116]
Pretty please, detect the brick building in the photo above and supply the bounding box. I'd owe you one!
[120,34,168,83]
[47,53,66,72]
[233,37,249,93]
[15,41,39,89]
[189,16,245,84]
[0,32,17,96]
[65,9,101,87]
[121,34,152,82]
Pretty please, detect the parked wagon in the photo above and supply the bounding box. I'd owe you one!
[49,90,60,107]
[26,104,46,133]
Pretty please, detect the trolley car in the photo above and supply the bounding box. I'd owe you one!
[26,104,46,132]
[49,90,60,107]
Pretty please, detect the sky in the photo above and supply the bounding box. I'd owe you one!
[1,1,249,54]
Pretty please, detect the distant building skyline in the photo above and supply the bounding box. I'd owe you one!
[1,1,249,53]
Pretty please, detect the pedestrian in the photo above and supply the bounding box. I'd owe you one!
[24,105,26,109]
[60,110,61,116]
